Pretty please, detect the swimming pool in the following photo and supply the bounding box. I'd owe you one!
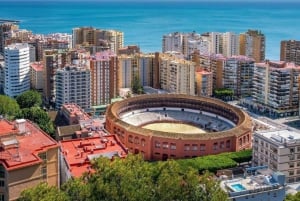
[231,183,246,192]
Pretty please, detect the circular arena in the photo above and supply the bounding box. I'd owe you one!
[105,94,252,161]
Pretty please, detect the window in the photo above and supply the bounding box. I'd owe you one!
[162,142,169,149]
[41,166,47,180]
[239,138,242,146]
[192,144,198,151]
[170,143,176,150]
[0,193,4,201]
[220,142,224,149]
[289,170,295,176]
[226,140,230,148]
[134,137,139,144]
[0,166,4,178]
[200,144,206,151]
[184,144,190,151]
[290,148,295,153]
[213,143,218,151]
[128,135,133,143]
[155,141,160,148]
[141,139,145,147]
[290,163,295,168]
[0,180,4,187]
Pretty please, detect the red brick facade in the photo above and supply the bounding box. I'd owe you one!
[106,94,252,161]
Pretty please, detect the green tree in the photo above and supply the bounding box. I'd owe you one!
[16,107,55,137]
[285,192,300,201]
[0,95,20,119]
[131,75,143,94]
[213,88,234,101]
[62,154,228,201]
[18,183,69,201]
[16,90,42,109]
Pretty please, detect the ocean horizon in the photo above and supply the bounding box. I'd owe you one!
[1,0,300,60]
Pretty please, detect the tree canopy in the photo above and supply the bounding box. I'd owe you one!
[285,192,300,201]
[20,154,228,201]
[213,88,234,100]
[0,95,20,119]
[131,75,144,94]
[18,183,69,201]
[15,107,55,137]
[16,90,42,109]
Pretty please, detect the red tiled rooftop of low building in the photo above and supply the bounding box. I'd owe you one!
[60,135,127,178]
[30,62,44,71]
[0,119,59,170]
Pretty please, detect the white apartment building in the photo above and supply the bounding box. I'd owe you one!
[251,61,300,117]
[118,53,155,89]
[159,54,195,95]
[223,56,254,97]
[222,32,240,57]
[4,43,30,98]
[55,66,91,111]
[253,129,300,183]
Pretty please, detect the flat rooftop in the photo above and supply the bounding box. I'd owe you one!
[60,135,127,178]
[220,168,284,197]
[255,129,300,145]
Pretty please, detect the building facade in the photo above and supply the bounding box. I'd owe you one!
[251,61,300,117]
[253,129,300,183]
[30,62,44,92]
[158,53,195,95]
[4,43,30,98]
[280,40,300,65]
[195,70,213,97]
[55,66,91,111]
[105,94,252,161]
[0,119,59,201]
[90,51,118,106]
[72,27,124,53]
[240,30,265,63]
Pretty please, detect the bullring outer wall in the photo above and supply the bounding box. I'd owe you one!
[105,94,252,161]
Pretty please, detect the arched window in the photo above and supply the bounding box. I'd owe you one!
[128,135,133,143]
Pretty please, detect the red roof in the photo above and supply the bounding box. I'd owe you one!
[59,135,127,178]
[30,62,44,71]
[0,119,59,171]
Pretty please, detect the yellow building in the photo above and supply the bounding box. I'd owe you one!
[0,119,59,201]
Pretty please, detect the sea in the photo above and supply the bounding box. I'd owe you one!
[1,0,300,60]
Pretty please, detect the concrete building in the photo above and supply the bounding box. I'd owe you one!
[251,61,300,117]
[59,135,127,183]
[4,43,30,98]
[0,56,4,94]
[0,118,59,200]
[195,70,213,97]
[240,30,265,63]
[118,45,140,55]
[90,51,118,106]
[55,66,91,111]
[117,53,155,90]
[222,32,240,58]
[43,49,68,105]
[223,56,255,97]
[280,40,300,65]
[162,32,210,59]
[220,167,286,201]
[253,129,300,183]
[72,27,124,53]
[30,62,44,92]
[158,53,195,95]
[199,54,254,97]
[0,22,19,54]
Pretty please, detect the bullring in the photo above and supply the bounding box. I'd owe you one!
[105,94,252,161]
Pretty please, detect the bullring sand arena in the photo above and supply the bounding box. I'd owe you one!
[105,94,252,160]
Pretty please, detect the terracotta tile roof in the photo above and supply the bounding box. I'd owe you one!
[0,119,59,170]
[59,135,127,178]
